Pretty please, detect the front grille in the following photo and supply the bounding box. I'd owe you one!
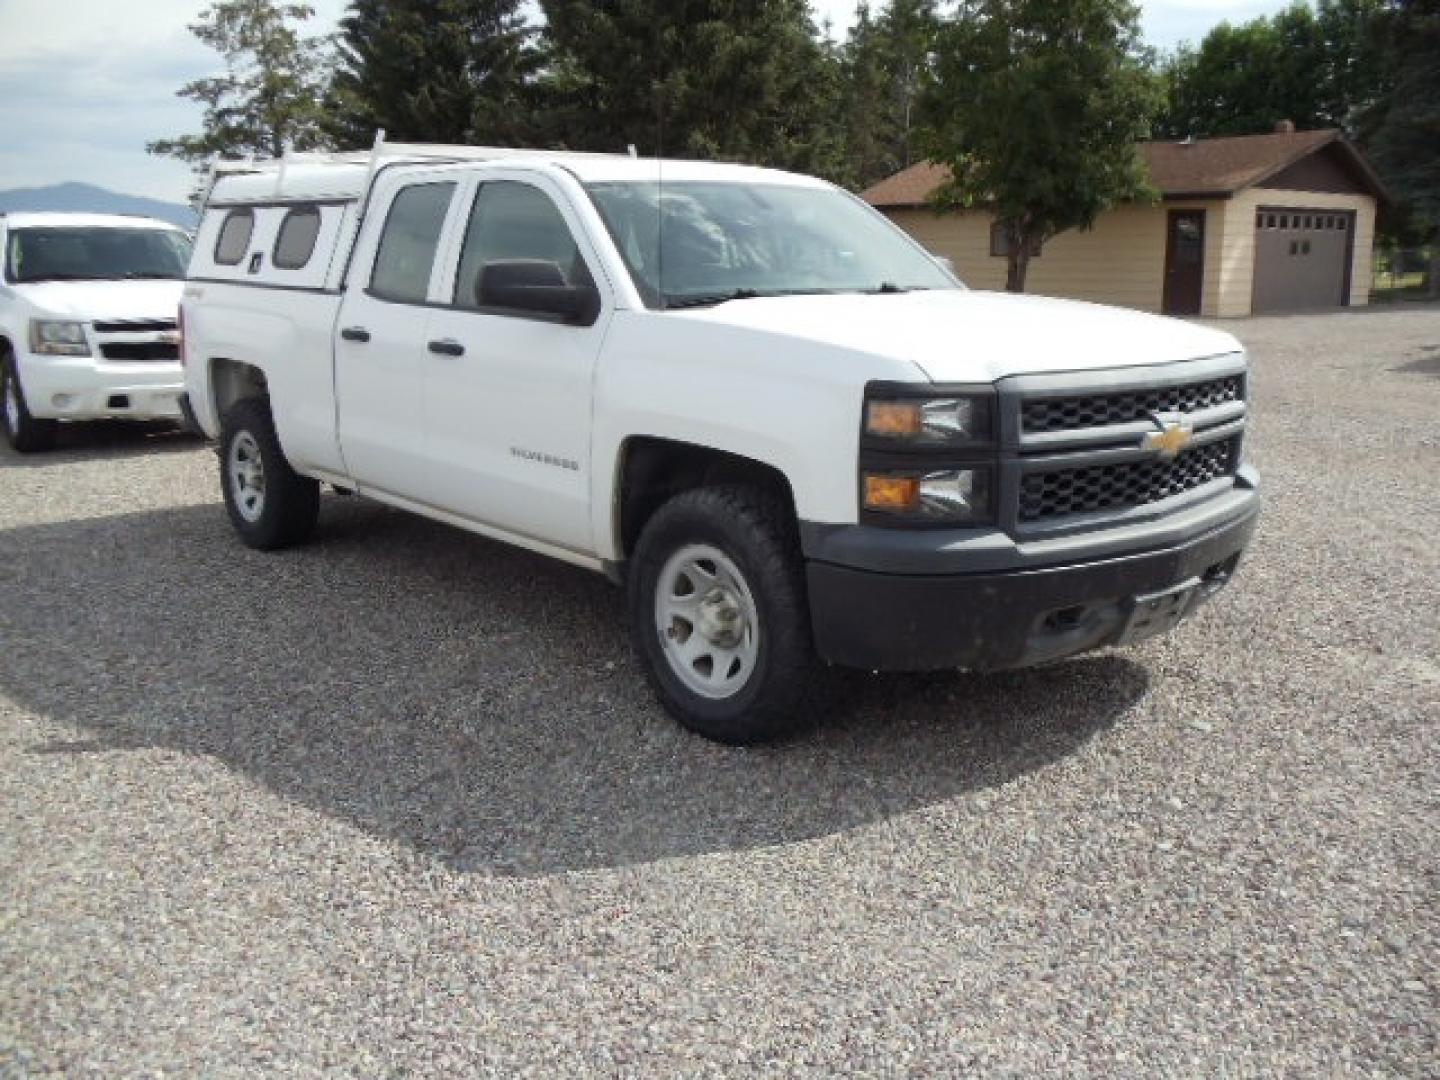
[1019,438,1237,522]
[99,342,179,362]
[1022,375,1244,434]
[92,318,177,333]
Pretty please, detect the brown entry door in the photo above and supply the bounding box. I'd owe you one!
[1163,210,1206,316]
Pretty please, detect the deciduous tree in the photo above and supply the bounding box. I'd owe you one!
[1155,1,1389,139]
[918,0,1161,292]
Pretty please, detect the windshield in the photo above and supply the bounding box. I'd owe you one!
[5,227,192,283]
[585,181,958,308]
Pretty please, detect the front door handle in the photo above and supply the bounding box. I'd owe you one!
[428,339,465,357]
[340,326,370,342]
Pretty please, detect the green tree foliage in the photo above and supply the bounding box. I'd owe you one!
[534,0,847,178]
[327,0,541,147]
[147,1,332,168]
[918,0,1161,292]
[842,0,941,189]
[1361,0,1440,287]
[1155,1,1390,138]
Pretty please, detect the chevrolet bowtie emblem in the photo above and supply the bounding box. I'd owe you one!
[1143,413,1194,459]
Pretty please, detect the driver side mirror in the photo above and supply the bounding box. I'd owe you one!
[474,260,600,325]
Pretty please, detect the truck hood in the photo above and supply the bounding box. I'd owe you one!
[672,288,1242,381]
[9,279,184,322]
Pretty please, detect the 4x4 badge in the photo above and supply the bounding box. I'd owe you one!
[1143,413,1194,459]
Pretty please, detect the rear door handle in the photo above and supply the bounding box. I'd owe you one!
[340,326,370,342]
[428,339,465,357]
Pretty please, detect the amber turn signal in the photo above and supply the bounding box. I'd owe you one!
[863,474,921,512]
[865,401,923,437]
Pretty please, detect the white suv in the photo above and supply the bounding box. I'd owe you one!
[0,212,192,452]
[181,143,1260,743]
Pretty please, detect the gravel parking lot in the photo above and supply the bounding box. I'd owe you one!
[1,307,1436,1074]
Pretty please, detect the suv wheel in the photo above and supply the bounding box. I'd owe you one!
[219,397,319,550]
[629,485,821,744]
[1,350,58,453]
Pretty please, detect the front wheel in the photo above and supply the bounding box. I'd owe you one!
[219,397,319,550]
[1,351,58,453]
[629,485,821,744]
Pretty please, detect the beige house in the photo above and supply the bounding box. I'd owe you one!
[863,127,1389,318]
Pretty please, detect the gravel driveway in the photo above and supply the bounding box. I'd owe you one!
[1,307,1436,1074]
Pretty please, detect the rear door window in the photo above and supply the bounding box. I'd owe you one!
[370,183,456,304]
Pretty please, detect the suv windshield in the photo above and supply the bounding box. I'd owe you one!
[585,181,958,309]
[6,227,192,283]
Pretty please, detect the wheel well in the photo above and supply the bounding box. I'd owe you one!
[617,437,797,558]
[210,358,268,420]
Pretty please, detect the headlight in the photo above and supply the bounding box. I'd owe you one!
[865,394,991,446]
[863,468,993,523]
[29,319,91,356]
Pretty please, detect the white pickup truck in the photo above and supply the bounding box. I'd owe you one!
[181,142,1260,743]
[1,212,192,451]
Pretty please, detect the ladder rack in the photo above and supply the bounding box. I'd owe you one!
[204,130,640,208]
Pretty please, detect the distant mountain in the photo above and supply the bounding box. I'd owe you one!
[0,182,195,229]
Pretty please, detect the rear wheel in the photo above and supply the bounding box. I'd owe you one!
[1,350,58,453]
[629,485,821,744]
[219,397,319,550]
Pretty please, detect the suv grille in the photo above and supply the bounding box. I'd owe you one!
[92,318,177,333]
[99,342,179,362]
[1019,438,1238,522]
[1021,375,1244,434]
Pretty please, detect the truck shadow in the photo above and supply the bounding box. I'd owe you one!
[0,421,203,467]
[1393,344,1440,376]
[0,498,1149,877]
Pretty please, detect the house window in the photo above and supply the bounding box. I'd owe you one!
[989,221,1042,258]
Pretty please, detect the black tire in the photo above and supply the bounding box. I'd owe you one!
[628,484,822,744]
[219,397,319,550]
[1,350,58,453]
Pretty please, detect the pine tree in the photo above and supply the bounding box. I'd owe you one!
[535,0,846,177]
[147,1,332,178]
[842,0,940,189]
[327,0,540,147]
[1361,0,1440,292]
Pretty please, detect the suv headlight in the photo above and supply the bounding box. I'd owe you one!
[29,319,91,357]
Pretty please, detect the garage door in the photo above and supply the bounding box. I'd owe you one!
[1252,208,1353,313]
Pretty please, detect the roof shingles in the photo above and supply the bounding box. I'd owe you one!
[862,129,1378,207]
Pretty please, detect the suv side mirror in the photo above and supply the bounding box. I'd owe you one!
[475,260,600,325]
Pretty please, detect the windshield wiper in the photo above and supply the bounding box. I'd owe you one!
[663,288,764,310]
[118,271,181,280]
[17,273,95,282]
[868,282,922,294]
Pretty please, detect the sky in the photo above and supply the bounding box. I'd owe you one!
[0,0,1298,204]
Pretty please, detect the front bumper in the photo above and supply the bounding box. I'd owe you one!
[17,353,183,422]
[805,486,1259,672]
